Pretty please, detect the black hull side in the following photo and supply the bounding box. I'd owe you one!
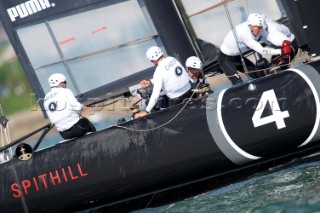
[1,61,320,212]
[0,100,235,213]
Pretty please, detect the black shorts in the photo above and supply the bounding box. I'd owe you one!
[168,89,193,107]
[59,117,96,140]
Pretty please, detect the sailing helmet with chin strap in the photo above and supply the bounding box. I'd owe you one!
[247,13,265,27]
[185,56,203,70]
[48,73,67,88]
[146,46,163,62]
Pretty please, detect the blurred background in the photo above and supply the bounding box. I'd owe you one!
[0,21,49,142]
[0,20,134,146]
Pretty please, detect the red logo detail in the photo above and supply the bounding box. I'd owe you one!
[91,26,107,34]
[10,163,88,199]
[59,37,76,45]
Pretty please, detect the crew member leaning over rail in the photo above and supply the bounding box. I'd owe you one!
[218,13,290,85]
[260,14,298,69]
[134,46,192,119]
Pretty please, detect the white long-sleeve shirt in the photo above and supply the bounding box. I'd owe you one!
[261,19,295,47]
[146,57,190,113]
[220,22,281,56]
[44,87,82,131]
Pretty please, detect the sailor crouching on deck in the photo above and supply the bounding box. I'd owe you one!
[218,13,283,85]
[134,46,192,119]
[185,56,212,97]
[43,73,96,139]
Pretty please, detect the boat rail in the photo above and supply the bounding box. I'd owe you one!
[0,123,54,162]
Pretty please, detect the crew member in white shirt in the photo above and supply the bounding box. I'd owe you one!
[262,18,295,47]
[43,73,96,139]
[218,13,283,85]
[260,16,297,68]
[134,46,191,119]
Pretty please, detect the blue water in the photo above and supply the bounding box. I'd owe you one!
[133,154,320,213]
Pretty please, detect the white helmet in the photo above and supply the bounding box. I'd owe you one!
[48,73,66,88]
[247,13,264,27]
[146,46,163,61]
[185,56,202,70]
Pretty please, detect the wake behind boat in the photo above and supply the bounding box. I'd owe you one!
[0,0,320,212]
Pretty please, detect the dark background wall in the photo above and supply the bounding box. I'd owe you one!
[280,0,320,56]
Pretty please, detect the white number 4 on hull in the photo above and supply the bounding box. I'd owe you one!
[252,90,290,129]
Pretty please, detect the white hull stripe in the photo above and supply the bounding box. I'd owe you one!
[206,91,260,165]
[288,67,320,147]
[217,89,261,160]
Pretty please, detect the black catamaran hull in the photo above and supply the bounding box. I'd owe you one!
[1,61,320,212]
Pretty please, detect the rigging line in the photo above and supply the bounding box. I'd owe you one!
[85,95,137,118]
[113,92,196,132]
[224,60,291,78]
[0,104,4,117]
[0,104,10,146]
[86,109,132,118]
[4,126,10,146]
[6,123,11,146]
[145,193,157,208]
[1,126,3,147]
[222,0,251,82]
[223,53,316,78]
[34,34,158,70]
[87,95,127,108]
[189,0,234,18]
[113,83,204,132]
[86,96,136,117]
